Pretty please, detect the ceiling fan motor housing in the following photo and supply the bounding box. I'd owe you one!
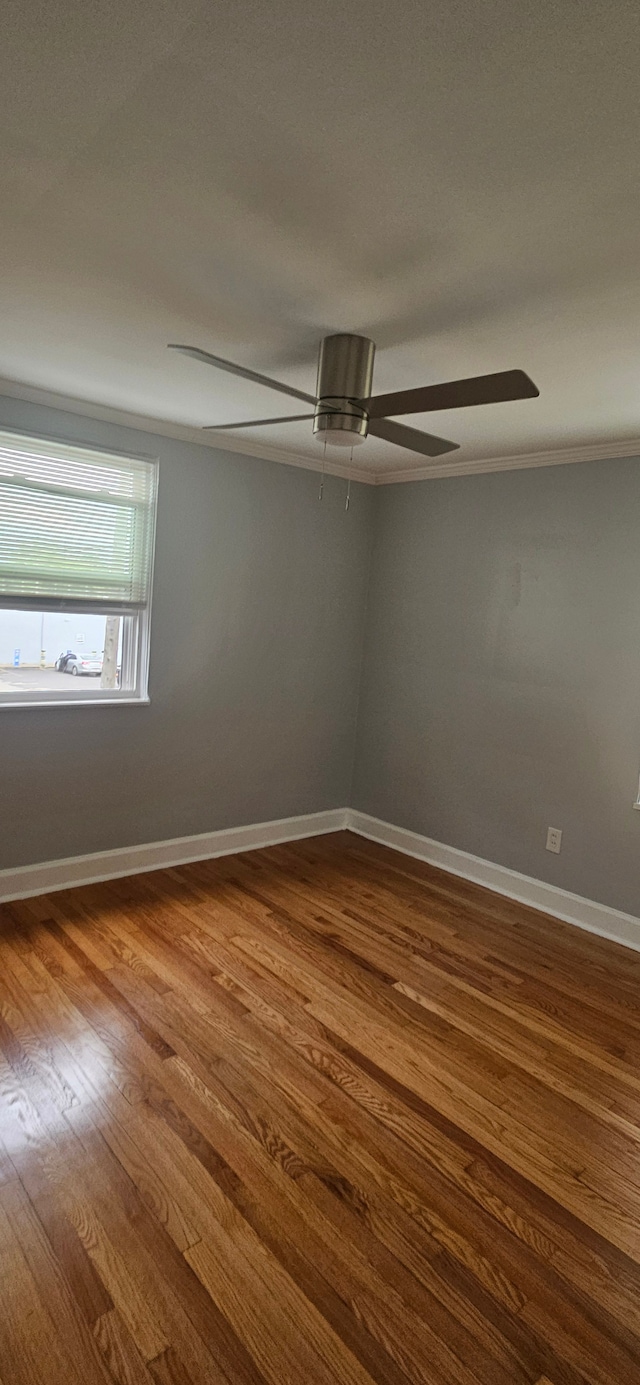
[314,334,375,446]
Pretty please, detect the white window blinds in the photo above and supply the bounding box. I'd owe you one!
[0,430,157,611]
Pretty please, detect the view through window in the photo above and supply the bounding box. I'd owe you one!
[0,429,157,706]
[0,609,128,696]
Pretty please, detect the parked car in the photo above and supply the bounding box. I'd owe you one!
[60,653,103,677]
[55,651,76,671]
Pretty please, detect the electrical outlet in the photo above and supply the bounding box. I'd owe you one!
[546,827,562,854]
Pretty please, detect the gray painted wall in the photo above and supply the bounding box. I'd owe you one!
[0,394,373,868]
[353,459,640,917]
[3,391,640,920]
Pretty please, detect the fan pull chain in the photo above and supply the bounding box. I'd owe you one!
[345,446,353,511]
[319,439,326,501]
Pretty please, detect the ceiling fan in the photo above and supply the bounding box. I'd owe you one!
[168,334,539,458]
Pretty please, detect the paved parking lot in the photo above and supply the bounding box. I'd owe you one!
[0,666,102,694]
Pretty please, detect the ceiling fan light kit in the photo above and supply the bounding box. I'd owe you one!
[313,333,375,446]
[168,334,539,459]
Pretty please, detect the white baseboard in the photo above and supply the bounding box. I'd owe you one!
[0,808,349,904]
[347,810,640,954]
[2,804,638,957]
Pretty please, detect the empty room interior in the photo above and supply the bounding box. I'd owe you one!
[2,2,640,1382]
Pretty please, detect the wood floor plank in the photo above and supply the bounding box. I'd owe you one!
[93,1310,157,1385]
[0,1190,104,1385]
[0,1177,115,1382]
[64,1192,169,1362]
[186,1233,387,1385]
[3,832,640,1384]
[147,1347,198,1385]
[70,1126,250,1385]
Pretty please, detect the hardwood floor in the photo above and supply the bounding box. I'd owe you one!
[1,831,640,1385]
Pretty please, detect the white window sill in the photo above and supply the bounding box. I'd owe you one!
[0,697,150,710]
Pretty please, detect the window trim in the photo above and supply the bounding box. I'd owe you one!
[0,428,158,710]
[0,697,150,710]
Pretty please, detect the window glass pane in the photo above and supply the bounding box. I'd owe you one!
[0,609,136,697]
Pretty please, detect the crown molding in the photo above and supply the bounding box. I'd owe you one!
[0,373,638,488]
[0,375,372,484]
[372,434,640,484]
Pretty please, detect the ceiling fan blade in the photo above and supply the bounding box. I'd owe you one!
[363,369,539,419]
[368,417,459,457]
[203,413,316,430]
[168,344,316,405]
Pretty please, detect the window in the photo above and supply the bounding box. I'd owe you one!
[0,429,157,706]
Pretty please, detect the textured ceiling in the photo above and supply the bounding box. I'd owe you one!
[1,0,640,476]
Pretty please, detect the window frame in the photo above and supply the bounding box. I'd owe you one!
[0,427,158,710]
